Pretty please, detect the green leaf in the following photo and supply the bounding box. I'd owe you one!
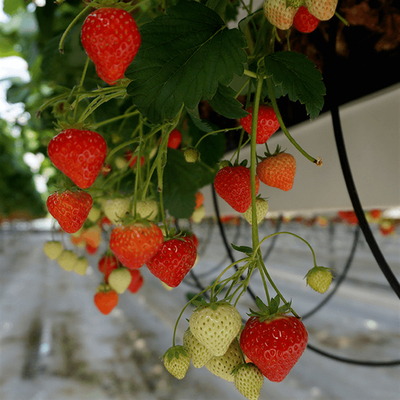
[264,51,326,119]
[0,36,20,58]
[186,116,225,168]
[208,84,248,119]
[3,0,25,16]
[163,149,216,219]
[186,107,214,133]
[231,243,253,254]
[126,1,247,124]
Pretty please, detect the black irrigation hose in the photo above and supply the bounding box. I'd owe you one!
[212,184,257,302]
[302,225,360,320]
[262,215,283,262]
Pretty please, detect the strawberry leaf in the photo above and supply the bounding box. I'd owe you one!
[231,243,253,255]
[208,84,249,119]
[264,51,325,119]
[126,1,247,124]
[162,149,216,219]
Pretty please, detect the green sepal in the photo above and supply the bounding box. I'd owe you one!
[247,296,292,322]
[231,243,253,256]
[163,345,188,363]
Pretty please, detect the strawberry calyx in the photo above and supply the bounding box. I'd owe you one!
[53,120,92,133]
[191,298,228,313]
[96,282,113,293]
[259,144,286,160]
[163,345,189,363]
[83,0,136,12]
[247,296,292,322]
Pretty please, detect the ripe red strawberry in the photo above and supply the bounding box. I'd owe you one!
[240,312,308,382]
[127,269,144,293]
[124,150,145,168]
[48,129,107,189]
[81,8,141,85]
[86,243,99,255]
[184,232,199,249]
[167,129,182,149]
[240,105,280,144]
[94,285,119,315]
[338,210,358,225]
[293,6,320,32]
[110,222,164,269]
[146,238,197,287]
[256,152,296,191]
[214,165,260,213]
[47,189,93,234]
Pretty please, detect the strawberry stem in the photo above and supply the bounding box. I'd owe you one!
[59,5,91,54]
[93,110,140,129]
[266,76,321,165]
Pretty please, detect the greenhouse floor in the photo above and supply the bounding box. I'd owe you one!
[0,220,399,400]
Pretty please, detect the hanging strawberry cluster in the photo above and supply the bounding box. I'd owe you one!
[37,0,346,398]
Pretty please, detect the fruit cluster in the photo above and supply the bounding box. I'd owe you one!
[38,0,345,397]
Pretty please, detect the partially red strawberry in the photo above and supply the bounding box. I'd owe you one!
[240,298,308,382]
[263,0,299,30]
[305,0,338,21]
[167,129,182,149]
[47,189,93,234]
[214,165,260,213]
[240,105,280,144]
[194,191,204,209]
[48,129,107,189]
[86,243,99,255]
[81,8,141,85]
[293,6,320,32]
[98,253,119,280]
[256,151,296,191]
[94,284,119,315]
[110,222,164,269]
[146,238,197,287]
[127,269,144,293]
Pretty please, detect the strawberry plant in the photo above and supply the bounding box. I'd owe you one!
[8,0,360,395]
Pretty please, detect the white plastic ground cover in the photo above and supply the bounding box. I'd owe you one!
[201,83,400,216]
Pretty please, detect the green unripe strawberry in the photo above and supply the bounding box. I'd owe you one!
[43,241,63,260]
[184,148,199,163]
[189,301,242,357]
[163,345,190,380]
[242,198,269,225]
[205,339,243,382]
[191,205,205,224]
[103,197,131,225]
[115,156,128,169]
[183,328,213,368]
[234,363,264,400]
[73,257,89,276]
[57,250,78,271]
[108,267,132,294]
[305,266,333,293]
[133,199,158,221]
[87,206,101,223]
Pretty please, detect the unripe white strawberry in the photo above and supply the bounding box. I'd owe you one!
[305,266,333,293]
[191,204,205,224]
[184,148,199,163]
[305,0,338,21]
[133,199,158,221]
[189,301,242,357]
[87,206,101,223]
[115,156,128,169]
[43,240,63,260]
[242,198,269,225]
[108,267,132,294]
[234,363,264,400]
[183,328,213,368]
[264,0,298,30]
[103,197,131,225]
[73,257,89,276]
[163,345,190,380]
[57,250,78,271]
[205,339,243,382]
